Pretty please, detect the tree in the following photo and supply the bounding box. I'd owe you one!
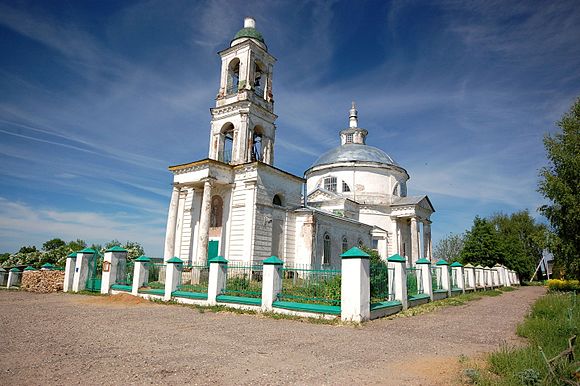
[433,233,464,262]
[18,245,37,254]
[538,98,580,279]
[460,216,503,267]
[42,238,66,251]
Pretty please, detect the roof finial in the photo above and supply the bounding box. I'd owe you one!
[244,17,256,29]
[349,101,358,128]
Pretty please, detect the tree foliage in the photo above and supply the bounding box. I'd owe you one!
[538,98,580,279]
[433,233,464,262]
[460,216,502,268]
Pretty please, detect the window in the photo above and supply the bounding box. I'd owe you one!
[393,184,399,196]
[223,131,233,163]
[358,239,364,247]
[227,59,240,94]
[400,182,407,197]
[323,176,337,192]
[372,239,379,250]
[251,130,262,162]
[342,237,348,253]
[345,133,353,143]
[210,196,223,227]
[273,194,282,206]
[323,233,331,265]
[342,181,351,192]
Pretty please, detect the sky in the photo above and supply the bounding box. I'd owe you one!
[1,0,579,256]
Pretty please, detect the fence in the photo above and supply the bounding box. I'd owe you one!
[406,267,423,297]
[176,263,209,294]
[136,262,166,295]
[370,263,395,304]
[221,262,263,298]
[115,259,133,287]
[431,267,442,291]
[451,268,460,290]
[277,264,341,306]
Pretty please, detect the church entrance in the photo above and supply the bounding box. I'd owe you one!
[208,240,219,260]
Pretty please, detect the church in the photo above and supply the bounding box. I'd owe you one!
[162,17,434,268]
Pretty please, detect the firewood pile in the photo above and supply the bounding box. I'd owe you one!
[21,270,65,293]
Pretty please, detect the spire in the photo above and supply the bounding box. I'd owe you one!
[349,101,358,128]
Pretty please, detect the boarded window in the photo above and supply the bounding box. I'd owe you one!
[342,237,348,253]
[210,196,223,227]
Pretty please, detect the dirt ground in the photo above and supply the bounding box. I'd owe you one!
[0,286,545,385]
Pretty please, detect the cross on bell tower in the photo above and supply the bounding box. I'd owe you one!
[208,17,277,166]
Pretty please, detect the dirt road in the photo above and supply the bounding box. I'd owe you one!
[0,287,545,385]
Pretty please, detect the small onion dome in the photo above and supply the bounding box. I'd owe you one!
[231,17,267,49]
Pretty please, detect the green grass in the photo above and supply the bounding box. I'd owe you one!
[468,291,579,385]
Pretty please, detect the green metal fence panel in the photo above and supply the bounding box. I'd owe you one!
[141,262,166,290]
[115,259,134,286]
[177,264,209,293]
[451,268,460,290]
[278,264,341,306]
[86,253,102,292]
[406,267,423,296]
[370,263,395,303]
[221,261,263,298]
[431,267,442,291]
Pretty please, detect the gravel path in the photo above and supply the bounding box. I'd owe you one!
[0,287,545,385]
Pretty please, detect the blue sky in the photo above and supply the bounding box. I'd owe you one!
[1,0,579,256]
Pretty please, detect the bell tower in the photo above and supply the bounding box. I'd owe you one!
[208,17,277,166]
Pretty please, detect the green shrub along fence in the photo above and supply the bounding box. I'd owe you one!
[277,264,341,306]
[221,261,263,298]
[431,267,442,291]
[406,267,423,297]
[370,263,395,304]
[176,264,209,294]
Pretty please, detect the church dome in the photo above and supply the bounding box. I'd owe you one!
[231,17,267,49]
[311,143,399,168]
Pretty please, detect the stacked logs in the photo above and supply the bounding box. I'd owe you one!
[21,270,65,293]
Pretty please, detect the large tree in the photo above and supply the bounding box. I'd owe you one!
[460,216,503,267]
[433,233,464,263]
[538,98,580,279]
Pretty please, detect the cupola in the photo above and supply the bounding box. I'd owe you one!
[340,102,368,145]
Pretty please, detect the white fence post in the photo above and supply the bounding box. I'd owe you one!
[101,246,128,295]
[7,268,21,288]
[451,262,465,294]
[484,267,493,288]
[340,247,370,322]
[387,254,408,310]
[132,256,150,295]
[164,257,183,301]
[416,258,433,301]
[435,259,451,297]
[63,252,77,292]
[262,256,283,312]
[207,256,228,306]
[0,268,7,287]
[72,248,96,292]
[494,264,503,286]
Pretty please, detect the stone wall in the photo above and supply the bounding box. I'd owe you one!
[21,270,65,293]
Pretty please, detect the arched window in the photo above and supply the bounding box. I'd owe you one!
[323,233,331,265]
[342,181,351,192]
[254,61,265,98]
[358,239,364,247]
[342,237,348,253]
[251,127,263,162]
[273,194,282,206]
[393,184,399,196]
[227,59,240,94]
[221,123,234,164]
[210,195,223,227]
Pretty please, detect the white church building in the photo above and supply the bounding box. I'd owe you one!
[162,17,434,268]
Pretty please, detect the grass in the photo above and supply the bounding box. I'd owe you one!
[387,288,511,319]
[464,291,579,385]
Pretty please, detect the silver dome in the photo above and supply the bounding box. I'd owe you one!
[310,143,399,168]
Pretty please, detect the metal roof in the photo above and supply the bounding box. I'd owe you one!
[310,143,399,168]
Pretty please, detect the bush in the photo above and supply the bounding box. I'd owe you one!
[547,279,580,292]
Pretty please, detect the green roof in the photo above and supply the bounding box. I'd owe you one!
[232,27,265,44]
[134,255,151,262]
[41,263,55,269]
[166,257,183,264]
[341,247,370,259]
[79,248,96,254]
[24,266,36,271]
[10,267,20,272]
[387,254,406,262]
[435,259,449,266]
[106,246,128,253]
[67,252,77,258]
[263,256,284,265]
[209,256,228,264]
[415,258,431,264]
[450,262,463,267]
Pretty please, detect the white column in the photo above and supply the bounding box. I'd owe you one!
[163,185,181,261]
[388,254,408,310]
[132,256,150,295]
[100,248,127,295]
[207,256,228,305]
[465,265,476,289]
[341,248,371,322]
[410,217,419,263]
[494,265,504,286]
[63,253,77,292]
[485,267,493,288]
[196,178,214,264]
[262,256,283,312]
[424,221,432,260]
[7,269,20,288]
[72,249,95,292]
[164,257,183,301]
[451,263,465,294]
[416,259,433,301]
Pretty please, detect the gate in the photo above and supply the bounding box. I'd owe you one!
[86,252,103,292]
